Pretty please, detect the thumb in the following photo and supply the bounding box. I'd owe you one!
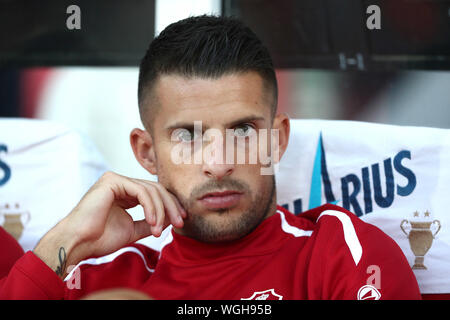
[130,219,169,243]
[130,219,155,243]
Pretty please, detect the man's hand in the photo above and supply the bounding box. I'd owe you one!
[33,171,186,280]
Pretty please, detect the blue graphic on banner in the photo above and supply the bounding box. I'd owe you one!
[308,133,338,210]
[281,134,417,217]
[0,144,11,186]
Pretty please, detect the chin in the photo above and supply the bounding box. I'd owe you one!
[181,208,263,243]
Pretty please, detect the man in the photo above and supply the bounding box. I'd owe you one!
[0,15,421,300]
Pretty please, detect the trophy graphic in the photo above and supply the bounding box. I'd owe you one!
[0,203,30,241]
[400,211,441,270]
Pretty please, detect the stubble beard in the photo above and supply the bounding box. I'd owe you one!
[174,176,276,243]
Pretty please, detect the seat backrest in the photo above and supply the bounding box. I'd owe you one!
[275,119,450,296]
[0,118,109,252]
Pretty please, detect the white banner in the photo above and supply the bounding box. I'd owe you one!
[0,118,108,252]
[276,119,450,294]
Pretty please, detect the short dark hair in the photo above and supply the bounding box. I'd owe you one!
[137,15,278,129]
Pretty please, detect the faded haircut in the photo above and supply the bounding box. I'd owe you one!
[137,15,278,130]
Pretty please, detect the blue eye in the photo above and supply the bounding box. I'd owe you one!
[233,124,255,137]
[175,129,198,142]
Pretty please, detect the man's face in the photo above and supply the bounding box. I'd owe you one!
[147,71,279,243]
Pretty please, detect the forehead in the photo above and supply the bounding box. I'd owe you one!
[151,72,272,129]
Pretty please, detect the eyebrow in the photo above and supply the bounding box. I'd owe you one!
[165,115,266,131]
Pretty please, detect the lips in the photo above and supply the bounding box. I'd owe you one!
[198,190,243,210]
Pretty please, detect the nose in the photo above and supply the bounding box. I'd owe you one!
[201,131,235,180]
[203,161,234,180]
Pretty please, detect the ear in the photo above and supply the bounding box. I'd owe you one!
[130,128,158,175]
[271,113,290,164]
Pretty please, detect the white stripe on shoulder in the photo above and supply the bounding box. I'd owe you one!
[64,246,154,282]
[277,210,313,237]
[317,210,363,266]
[158,227,174,260]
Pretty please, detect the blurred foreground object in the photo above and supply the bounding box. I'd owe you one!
[82,288,152,300]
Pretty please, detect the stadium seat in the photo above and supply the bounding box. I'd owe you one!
[275,119,450,299]
[0,118,109,252]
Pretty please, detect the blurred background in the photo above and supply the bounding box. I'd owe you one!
[1,0,450,178]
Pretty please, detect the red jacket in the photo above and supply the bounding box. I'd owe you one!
[0,226,24,279]
[0,204,421,300]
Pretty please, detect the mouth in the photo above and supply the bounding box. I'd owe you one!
[198,190,243,210]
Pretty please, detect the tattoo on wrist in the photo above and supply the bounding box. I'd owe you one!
[55,247,67,277]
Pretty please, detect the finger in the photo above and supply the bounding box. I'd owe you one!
[145,185,165,236]
[120,182,162,238]
[120,179,166,237]
[145,197,156,226]
[150,184,184,228]
[135,187,156,226]
[103,173,157,227]
[169,193,187,219]
[110,178,161,238]
[135,180,185,229]
[122,179,157,227]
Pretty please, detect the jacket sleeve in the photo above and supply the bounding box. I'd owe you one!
[0,226,24,278]
[1,244,158,300]
[340,224,421,300]
[308,207,422,300]
[0,251,65,300]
